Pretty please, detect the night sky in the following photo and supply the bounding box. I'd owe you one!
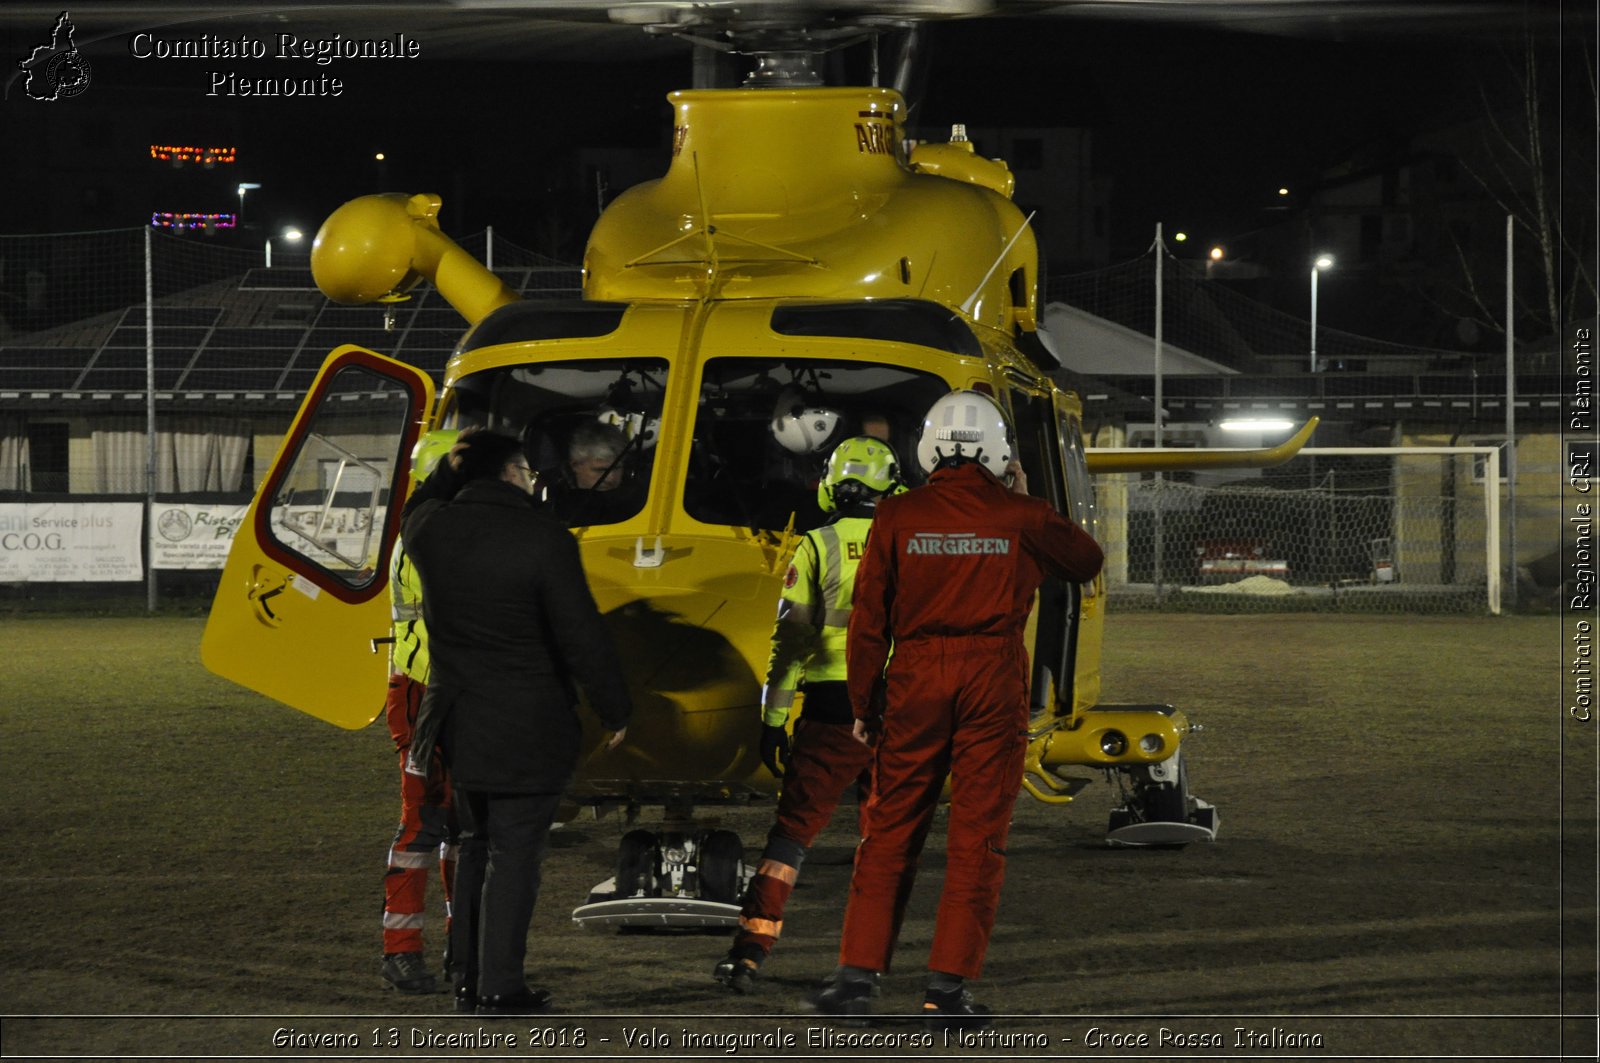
[0,5,1580,264]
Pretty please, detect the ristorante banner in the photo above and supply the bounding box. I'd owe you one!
[0,502,143,581]
[149,502,249,570]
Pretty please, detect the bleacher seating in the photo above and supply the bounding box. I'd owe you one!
[0,266,582,403]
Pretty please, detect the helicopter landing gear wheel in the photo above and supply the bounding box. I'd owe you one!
[697,829,745,905]
[615,829,659,897]
[1137,755,1190,823]
[1107,751,1218,847]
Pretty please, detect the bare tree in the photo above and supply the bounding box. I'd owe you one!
[1428,24,1597,356]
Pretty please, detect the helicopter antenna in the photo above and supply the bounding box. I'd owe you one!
[693,151,719,295]
[959,210,1036,318]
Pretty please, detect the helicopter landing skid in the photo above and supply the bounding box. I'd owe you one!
[1105,800,1220,848]
[573,878,742,929]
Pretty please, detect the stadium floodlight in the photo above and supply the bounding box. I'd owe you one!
[1219,418,1294,432]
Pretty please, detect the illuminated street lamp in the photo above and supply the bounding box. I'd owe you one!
[236,182,261,224]
[264,226,303,268]
[1310,253,1334,372]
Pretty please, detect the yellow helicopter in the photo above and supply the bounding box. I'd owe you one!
[199,8,1316,927]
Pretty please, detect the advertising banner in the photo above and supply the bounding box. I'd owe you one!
[0,502,144,582]
[151,502,251,570]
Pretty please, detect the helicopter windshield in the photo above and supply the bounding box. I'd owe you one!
[686,357,948,533]
[450,357,667,527]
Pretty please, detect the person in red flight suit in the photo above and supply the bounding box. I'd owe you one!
[380,430,459,995]
[711,435,902,994]
[810,389,1104,1026]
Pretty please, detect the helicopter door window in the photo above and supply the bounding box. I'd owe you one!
[263,364,415,592]
[685,357,948,533]
[1057,409,1097,531]
[1009,388,1065,513]
[448,357,668,528]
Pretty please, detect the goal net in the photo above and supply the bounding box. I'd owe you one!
[1091,447,1502,614]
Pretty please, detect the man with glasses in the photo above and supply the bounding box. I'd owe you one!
[403,429,631,1017]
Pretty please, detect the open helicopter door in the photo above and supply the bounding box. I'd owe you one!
[1008,384,1094,720]
[200,346,434,729]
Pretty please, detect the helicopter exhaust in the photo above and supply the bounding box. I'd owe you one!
[311,192,520,326]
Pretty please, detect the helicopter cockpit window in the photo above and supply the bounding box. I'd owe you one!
[449,357,667,527]
[685,357,949,533]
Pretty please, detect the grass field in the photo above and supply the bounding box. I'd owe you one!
[2,613,1594,1060]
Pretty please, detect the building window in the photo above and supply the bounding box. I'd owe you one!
[27,422,69,492]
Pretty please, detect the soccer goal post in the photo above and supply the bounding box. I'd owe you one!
[1088,446,1502,615]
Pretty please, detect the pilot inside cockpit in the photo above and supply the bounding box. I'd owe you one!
[534,416,650,526]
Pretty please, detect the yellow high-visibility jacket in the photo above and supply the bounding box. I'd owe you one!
[762,514,872,727]
[390,543,429,682]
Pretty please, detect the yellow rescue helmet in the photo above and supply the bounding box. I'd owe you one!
[817,435,902,514]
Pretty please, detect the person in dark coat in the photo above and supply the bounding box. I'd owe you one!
[402,429,631,1017]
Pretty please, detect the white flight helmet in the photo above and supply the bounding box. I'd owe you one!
[916,389,1013,474]
[770,389,842,455]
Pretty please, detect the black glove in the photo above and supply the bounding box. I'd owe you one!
[759,723,791,778]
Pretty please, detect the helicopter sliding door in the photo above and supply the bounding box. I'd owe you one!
[1057,399,1103,712]
[1008,382,1103,715]
[1007,383,1078,718]
[200,346,434,729]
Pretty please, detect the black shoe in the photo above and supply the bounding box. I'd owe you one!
[712,953,760,994]
[475,987,553,1017]
[381,952,437,995]
[805,972,880,1024]
[453,982,476,1014]
[921,984,990,1030]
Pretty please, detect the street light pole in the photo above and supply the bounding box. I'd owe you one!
[236,182,261,225]
[1310,254,1333,372]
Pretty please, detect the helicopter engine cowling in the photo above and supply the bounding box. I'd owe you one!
[583,87,1038,335]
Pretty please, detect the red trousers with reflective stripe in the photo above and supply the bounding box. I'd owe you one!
[734,718,871,957]
[838,635,1029,980]
[383,673,457,955]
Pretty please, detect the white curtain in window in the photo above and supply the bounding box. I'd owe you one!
[165,416,250,492]
[94,416,252,492]
[0,416,29,490]
[93,416,145,493]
